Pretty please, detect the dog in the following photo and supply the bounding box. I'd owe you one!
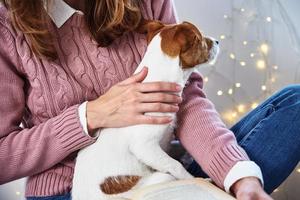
[72,20,219,200]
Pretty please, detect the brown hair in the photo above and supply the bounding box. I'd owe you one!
[2,0,142,60]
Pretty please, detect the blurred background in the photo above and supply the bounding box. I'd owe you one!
[1,0,300,199]
[174,0,300,199]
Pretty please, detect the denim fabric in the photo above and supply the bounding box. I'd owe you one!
[187,85,300,194]
[27,193,71,200]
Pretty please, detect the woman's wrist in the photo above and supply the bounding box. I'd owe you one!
[86,100,101,133]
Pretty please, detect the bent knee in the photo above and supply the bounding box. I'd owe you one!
[278,84,300,96]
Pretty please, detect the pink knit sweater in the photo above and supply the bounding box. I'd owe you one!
[0,0,249,197]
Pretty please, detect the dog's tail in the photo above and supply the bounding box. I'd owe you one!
[100,175,141,195]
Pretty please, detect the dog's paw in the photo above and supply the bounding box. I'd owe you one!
[169,163,194,180]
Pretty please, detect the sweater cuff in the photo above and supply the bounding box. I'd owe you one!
[78,101,100,138]
[224,161,264,193]
[205,143,250,188]
[52,104,96,154]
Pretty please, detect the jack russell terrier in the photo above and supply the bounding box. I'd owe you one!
[72,20,219,200]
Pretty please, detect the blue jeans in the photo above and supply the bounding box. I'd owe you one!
[27,85,300,199]
[27,193,71,200]
[187,85,300,194]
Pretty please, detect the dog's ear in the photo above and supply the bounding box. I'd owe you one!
[175,22,207,69]
[174,22,198,53]
[160,22,195,58]
[136,19,165,43]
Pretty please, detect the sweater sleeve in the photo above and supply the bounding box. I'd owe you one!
[175,72,250,188]
[0,16,96,185]
[141,0,178,24]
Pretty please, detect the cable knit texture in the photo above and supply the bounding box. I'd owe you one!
[0,0,249,197]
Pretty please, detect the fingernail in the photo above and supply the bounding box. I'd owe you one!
[176,85,182,90]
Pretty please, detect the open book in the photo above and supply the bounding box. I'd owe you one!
[120,178,236,200]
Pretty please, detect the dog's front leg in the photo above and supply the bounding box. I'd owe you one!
[129,140,193,180]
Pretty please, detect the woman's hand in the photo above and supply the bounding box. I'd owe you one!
[231,177,273,200]
[86,67,182,132]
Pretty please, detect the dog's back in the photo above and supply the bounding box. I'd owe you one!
[72,34,183,200]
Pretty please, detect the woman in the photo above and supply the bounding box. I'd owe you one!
[0,0,298,199]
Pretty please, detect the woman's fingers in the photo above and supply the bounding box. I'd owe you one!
[139,93,182,104]
[137,103,179,113]
[135,115,173,125]
[137,82,181,93]
[90,67,185,128]
[119,67,148,85]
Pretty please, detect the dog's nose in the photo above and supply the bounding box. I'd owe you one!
[215,40,219,45]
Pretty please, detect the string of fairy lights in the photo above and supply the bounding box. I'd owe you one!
[200,0,300,196]
[201,0,300,125]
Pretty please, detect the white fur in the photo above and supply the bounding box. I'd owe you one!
[72,33,219,200]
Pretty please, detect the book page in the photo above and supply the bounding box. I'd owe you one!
[131,178,236,200]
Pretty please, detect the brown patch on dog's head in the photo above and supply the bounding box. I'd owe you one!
[100,175,141,194]
[160,22,214,69]
[136,20,215,69]
[136,19,165,44]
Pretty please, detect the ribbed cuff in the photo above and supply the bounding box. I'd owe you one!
[52,104,96,154]
[206,143,250,188]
